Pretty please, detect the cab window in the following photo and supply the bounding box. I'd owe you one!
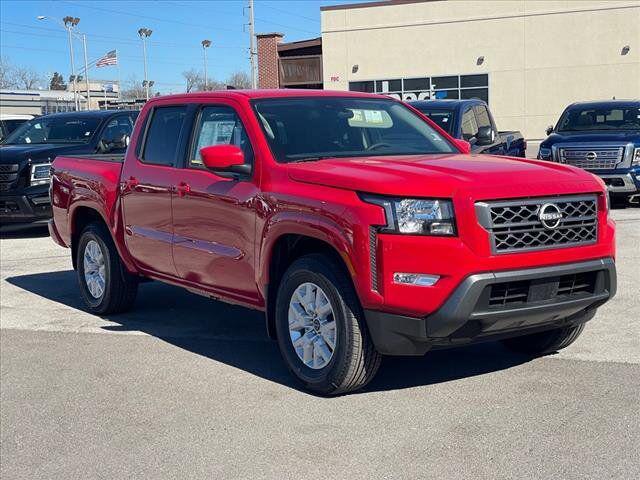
[189,106,254,170]
[141,106,187,166]
[461,108,478,140]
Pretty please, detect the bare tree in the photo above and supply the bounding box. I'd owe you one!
[121,75,149,100]
[13,66,42,90]
[226,71,252,89]
[0,56,16,88]
[182,68,203,93]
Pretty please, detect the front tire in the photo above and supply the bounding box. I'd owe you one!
[501,323,585,355]
[77,222,138,315]
[275,254,381,395]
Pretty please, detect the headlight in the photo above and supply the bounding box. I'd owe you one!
[538,147,552,160]
[30,163,52,186]
[633,147,640,166]
[361,195,456,236]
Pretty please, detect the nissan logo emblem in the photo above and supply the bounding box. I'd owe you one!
[585,151,598,161]
[539,203,563,229]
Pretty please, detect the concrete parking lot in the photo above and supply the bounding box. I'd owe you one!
[1,208,639,479]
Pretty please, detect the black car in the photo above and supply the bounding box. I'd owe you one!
[0,110,138,227]
[409,99,526,157]
[538,100,640,206]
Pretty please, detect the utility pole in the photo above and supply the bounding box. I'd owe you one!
[63,16,80,110]
[248,0,257,89]
[81,33,90,110]
[138,28,153,101]
[202,39,212,90]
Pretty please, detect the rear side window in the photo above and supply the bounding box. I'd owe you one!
[141,106,187,166]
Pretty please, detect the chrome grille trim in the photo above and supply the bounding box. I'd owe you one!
[476,195,598,254]
[559,147,623,169]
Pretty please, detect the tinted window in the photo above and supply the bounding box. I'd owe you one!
[142,106,187,166]
[461,108,478,140]
[101,115,134,143]
[557,106,640,132]
[461,88,489,103]
[3,119,29,135]
[433,89,459,100]
[348,81,374,93]
[2,116,100,145]
[474,105,492,130]
[432,76,459,89]
[190,106,254,168]
[461,74,488,88]
[403,77,430,91]
[416,109,454,135]
[253,97,456,163]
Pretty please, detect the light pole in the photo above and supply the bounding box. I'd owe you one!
[201,39,212,90]
[38,15,89,110]
[63,16,80,110]
[138,28,153,101]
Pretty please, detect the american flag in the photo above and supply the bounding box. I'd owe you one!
[96,50,117,67]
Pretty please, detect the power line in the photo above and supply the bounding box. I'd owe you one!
[257,1,321,23]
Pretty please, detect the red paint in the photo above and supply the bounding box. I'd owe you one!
[50,90,616,316]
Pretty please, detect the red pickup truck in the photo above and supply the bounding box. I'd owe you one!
[49,90,616,394]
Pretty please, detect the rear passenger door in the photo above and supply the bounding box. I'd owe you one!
[171,101,260,305]
[120,105,187,277]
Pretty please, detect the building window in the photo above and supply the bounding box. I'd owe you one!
[349,74,488,103]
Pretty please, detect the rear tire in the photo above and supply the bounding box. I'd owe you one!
[501,323,585,355]
[274,254,381,395]
[76,222,138,315]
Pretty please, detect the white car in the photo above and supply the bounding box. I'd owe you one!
[0,114,34,142]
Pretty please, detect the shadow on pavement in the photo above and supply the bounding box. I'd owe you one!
[0,224,50,239]
[6,270,533,395]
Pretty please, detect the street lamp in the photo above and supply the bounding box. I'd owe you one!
[138,28,153,101]
[201,39,212,90]
[38,15,90,111]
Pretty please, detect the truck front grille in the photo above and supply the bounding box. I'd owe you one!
[558,147,623,169]
[475,195,598,254]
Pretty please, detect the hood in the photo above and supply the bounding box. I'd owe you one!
[0,143,84,165]
[287,154,603,200]
[542,130,640,147]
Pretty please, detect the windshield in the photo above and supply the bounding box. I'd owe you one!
[413,108,454,135]
[253,97,456,163]
[2,116,101,145]
[557,106,640,132]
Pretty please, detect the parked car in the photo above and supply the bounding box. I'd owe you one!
[0,114,34,142]
[409,99,526,157]
[538,100,640,206]
[49,91,616,395]
[0,109,138,227]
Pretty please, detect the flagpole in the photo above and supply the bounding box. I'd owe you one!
[116,49,121,102]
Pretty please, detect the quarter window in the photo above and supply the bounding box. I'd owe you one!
[141,106,187,166]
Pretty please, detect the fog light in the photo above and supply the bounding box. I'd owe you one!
[393,273,440,286]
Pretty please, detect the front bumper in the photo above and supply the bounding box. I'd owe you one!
[0,190,51,225]
[364,258,616,355]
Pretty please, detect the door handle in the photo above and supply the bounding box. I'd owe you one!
[122,176,139,192]
[176,182,191,197]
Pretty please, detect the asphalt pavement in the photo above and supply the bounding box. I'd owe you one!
[1,208,639,479]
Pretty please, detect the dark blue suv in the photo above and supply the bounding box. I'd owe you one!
[538,100,640,206]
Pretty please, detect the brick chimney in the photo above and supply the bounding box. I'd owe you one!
[257,32,284,89]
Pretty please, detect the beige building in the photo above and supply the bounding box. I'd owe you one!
[321,0,640,139]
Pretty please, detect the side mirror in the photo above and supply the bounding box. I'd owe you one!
[200,144,250,175]
[545,125,554,136]
[476,125,494,146]
[453,138,471,154]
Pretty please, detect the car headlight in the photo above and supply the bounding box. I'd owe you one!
[30,163,52,186]
[633,147,640,167]
[538,147,552,160]
[361,195,456,236]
